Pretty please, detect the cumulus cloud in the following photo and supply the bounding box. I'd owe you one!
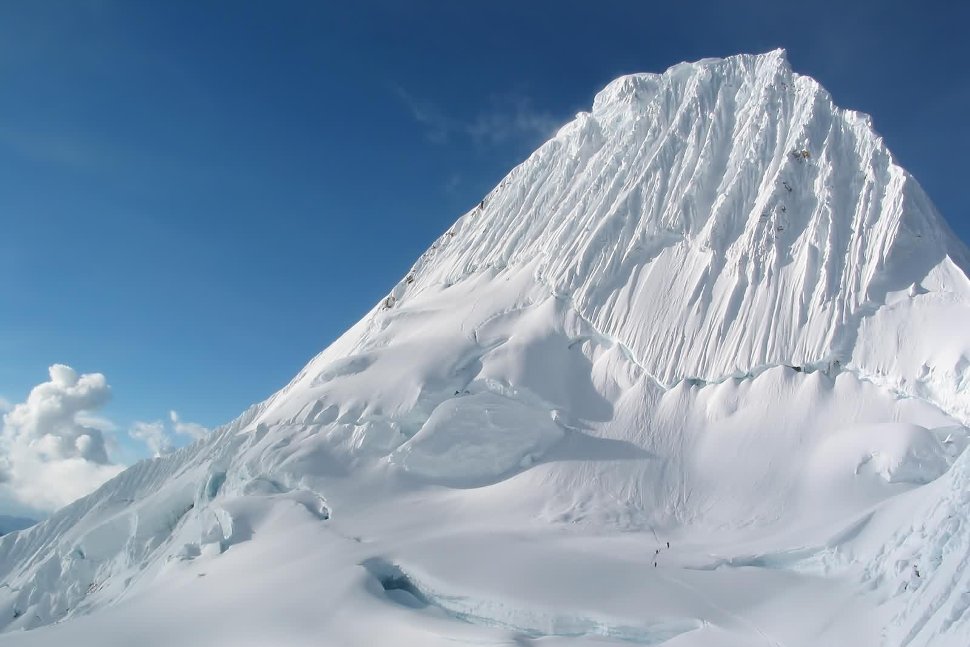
[128,410,209,458]
[0,366,214,514]
[0,365,124,512]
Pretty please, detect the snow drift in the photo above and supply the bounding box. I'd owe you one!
[0,50,968,647]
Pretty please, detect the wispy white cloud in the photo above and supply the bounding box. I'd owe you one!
[466,94,562,146]
[129,420,173,458]
[444,172,462,195]
[393,85,456,145]
[128,410,209,458]
[394,86,563,149]
[170,410,208,441]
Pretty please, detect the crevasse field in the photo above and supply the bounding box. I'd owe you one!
[1,51,968,646]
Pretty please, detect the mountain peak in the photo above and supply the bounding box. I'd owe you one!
[382,53,966,396]
[591,50,793,120]
[1,53,969,647]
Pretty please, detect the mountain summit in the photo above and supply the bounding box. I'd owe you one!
[1,51,968,647]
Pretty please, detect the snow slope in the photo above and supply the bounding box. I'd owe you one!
[1,50,968,646]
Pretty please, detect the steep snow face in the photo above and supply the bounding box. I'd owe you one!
[254,48,970,443]
[1,51,969,647]
[382,49,967,396]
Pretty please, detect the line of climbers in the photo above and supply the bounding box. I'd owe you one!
[653,540,671,568]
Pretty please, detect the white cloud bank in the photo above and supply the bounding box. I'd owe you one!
[0,365,211,514]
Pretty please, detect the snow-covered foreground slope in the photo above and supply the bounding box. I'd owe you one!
[2,50,969,646]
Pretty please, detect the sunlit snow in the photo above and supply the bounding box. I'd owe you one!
[0,51,968,647]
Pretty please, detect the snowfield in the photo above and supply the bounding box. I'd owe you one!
[1,50,968,646]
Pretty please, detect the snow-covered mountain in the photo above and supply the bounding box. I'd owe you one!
[1,50,968,646]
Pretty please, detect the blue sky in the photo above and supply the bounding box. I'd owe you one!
[1,0,968,470]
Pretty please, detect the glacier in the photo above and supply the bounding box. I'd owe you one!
[0,50,968,646]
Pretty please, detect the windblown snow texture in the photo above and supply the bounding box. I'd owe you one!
[0,50,968,647]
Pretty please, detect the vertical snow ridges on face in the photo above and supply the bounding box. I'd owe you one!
[385,50,966,391]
